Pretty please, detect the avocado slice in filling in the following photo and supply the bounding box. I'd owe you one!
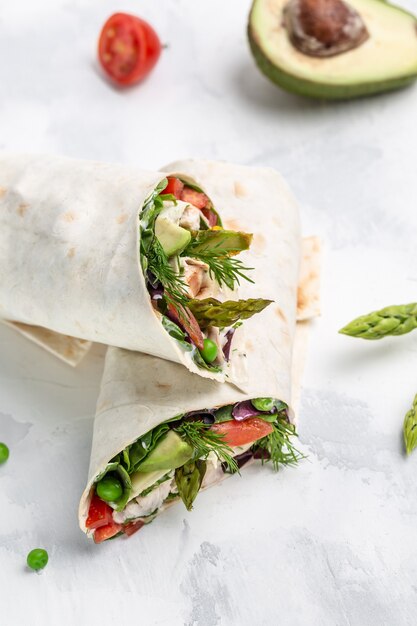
[248,0,417,99]
[137,430,194,473]
[155,215,191,257]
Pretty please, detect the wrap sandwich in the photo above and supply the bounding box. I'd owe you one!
[77,160,320,542]
[0,155,274,385]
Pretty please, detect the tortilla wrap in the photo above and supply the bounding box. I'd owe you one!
[78,228,320,535]
[0,155,300,386]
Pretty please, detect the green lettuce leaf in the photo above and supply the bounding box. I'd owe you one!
[125,423,170,474]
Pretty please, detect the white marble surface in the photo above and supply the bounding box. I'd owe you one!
[1,0,417,624]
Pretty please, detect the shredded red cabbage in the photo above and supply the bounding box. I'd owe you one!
[232,400,262,421]
[222,449,253,473]
[184,410,215,425]
[222,328,235,361]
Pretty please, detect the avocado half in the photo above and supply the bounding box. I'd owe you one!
[248,0,417,99]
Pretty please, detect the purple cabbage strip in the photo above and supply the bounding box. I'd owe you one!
[232,400,262,421]
[147,273,164,301]
[184,410,215,425]
[222,449,253,473]
[222,328,235,362]
[253,448,271,461]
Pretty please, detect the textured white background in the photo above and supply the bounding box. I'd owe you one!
[1,0,417,624]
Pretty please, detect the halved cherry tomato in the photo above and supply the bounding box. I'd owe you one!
[98,13,161,87]
[167,302,204,351]
[211,417,273,447]
[180,187,209,210]
[94,521,123,544]
[164,177,184,199]
[123,520,145,537]
[180,187,218,226]
[201,207,218,227]
[86,494,114,530]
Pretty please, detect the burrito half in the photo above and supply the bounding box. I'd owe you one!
[0,156,280,385]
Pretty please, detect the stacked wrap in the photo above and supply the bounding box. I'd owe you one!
[77,160,320,534]
[0,155,270,385]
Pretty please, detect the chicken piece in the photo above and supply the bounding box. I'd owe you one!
[182,258,209,298]
[179,205,203,231]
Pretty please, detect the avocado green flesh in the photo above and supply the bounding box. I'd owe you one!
[249,0,417,99]
[155,216,191,257]
[129,469,171,501]
[138,430,194,472]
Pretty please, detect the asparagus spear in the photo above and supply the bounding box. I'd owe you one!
[404,393,417,455]
[339,303,417,340]
[188,297,273,329]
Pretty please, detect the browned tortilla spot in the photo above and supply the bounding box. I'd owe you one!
[116,213,128,224]
[297,285,307,311]
[252,233,266,253]
[234,181,247,198]
[0,187,6,198]
[67,247,76,259]
[224,219,241,231]
[62,211,76,222]
[156,383,172,391]
[275,306,287,322]
[17,203,29,217]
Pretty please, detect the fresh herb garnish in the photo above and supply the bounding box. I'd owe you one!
[254,420,305,471]
[184,244,254,290]
[175,421,238,474]
[146,238,189,308]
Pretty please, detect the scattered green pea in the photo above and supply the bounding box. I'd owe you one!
[96,475,123,502]
[0,442,9,464]
[27,548,48,571]
[251,397,275,412]
[200,338,218,364]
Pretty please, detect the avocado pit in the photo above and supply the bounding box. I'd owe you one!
[283,0,369,58]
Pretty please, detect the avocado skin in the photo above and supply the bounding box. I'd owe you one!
[248,2,417,100]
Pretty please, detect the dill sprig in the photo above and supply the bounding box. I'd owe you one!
[146,238,189,307]
[254,420,305,471]
[175,421,239,474]
[184,245,254,291]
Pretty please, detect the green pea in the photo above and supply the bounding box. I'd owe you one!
[27,548,48,571]
[96,475,123,502]
[251,398,275,412]
[200,339,218,363]
[200,338,218,364]
[0,442,9,464]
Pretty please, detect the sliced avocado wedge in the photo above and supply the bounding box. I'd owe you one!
[155,216,191,257]
[248,0,417,99]
[129,468,171,501]
[138,430,194,472]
